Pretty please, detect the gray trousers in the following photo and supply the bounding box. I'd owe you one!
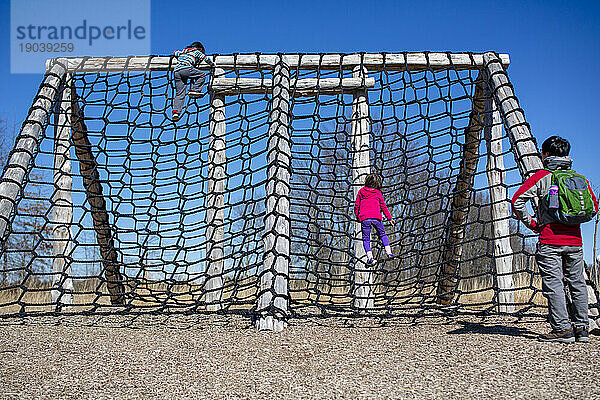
[535,243,589,330]
[173,67,206,113]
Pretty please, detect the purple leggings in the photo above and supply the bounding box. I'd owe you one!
[361,218,389,253]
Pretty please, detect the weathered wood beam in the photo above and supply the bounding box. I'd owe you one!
[436,73,485,305]
[51,75,75,309]
[211,77,375,96]
[483,52,543,178]
[205,69,226,312]
[71,91,125,305]
[46,53,511,73]
[0,60,67,241]
[256,60,291,332]
[484,97,515,313]
[351,66,374,310]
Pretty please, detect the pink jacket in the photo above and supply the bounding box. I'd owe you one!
[354,187,392,222]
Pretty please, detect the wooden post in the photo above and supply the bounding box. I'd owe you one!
[484,96,515,313]
[205,68,226,311]
[351,66,374,310]
[51,75,75,308]
[484,53,600,321]
[436,74,485,304]
[0,60,66,241]
[71,91,125,305]
[483,52,543,176]
[256,60,291,331]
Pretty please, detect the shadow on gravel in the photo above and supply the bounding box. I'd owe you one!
[447,321,538,339]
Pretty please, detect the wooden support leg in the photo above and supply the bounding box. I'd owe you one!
[205,71,226,311]
[485,53,600,320]
[51,75,74,308]
[256,60,291,331]
[71,91,125,305]
[351,66,374,310]
[484,96,515,313]
[436,74,485,305]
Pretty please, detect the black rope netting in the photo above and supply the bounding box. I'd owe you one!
[0,53,575,319]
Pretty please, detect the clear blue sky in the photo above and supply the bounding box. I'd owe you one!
[0,0,599,258]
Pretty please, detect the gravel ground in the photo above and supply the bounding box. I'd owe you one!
[0,313,599,400]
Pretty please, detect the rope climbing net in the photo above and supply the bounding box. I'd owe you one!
[0,52,575,328]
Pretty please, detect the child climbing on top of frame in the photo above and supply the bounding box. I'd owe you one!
[172,41,215,122]
[354,173,396,265]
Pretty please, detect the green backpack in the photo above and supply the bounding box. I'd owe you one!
[548,169,597,224]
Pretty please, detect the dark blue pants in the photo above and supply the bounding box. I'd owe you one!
[361,218,389,253]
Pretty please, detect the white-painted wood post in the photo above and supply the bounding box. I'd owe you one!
[351,66,374,310]
[205,68,226,311]
[51,75,74,308]
[484,96,515,313]
[256,60,291,331]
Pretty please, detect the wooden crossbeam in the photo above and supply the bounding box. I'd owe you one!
[211,76,375,96]
[46,52,510,73]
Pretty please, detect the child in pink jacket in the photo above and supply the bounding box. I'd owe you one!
[354,174,395,264]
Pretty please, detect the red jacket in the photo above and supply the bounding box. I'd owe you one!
[511,161,598,246]
[354,187,393,222]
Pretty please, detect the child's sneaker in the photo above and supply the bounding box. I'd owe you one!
[538,328,575,343]
[172,111,180,122]
[366,258,376,266]
[188,90,204,98]
[574,326,590,343]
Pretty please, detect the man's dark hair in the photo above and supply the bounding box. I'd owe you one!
[364,174,383,190]
[189,42,205,53]
[541,136,570,157]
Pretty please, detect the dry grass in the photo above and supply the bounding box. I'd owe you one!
[0,272,547,316]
